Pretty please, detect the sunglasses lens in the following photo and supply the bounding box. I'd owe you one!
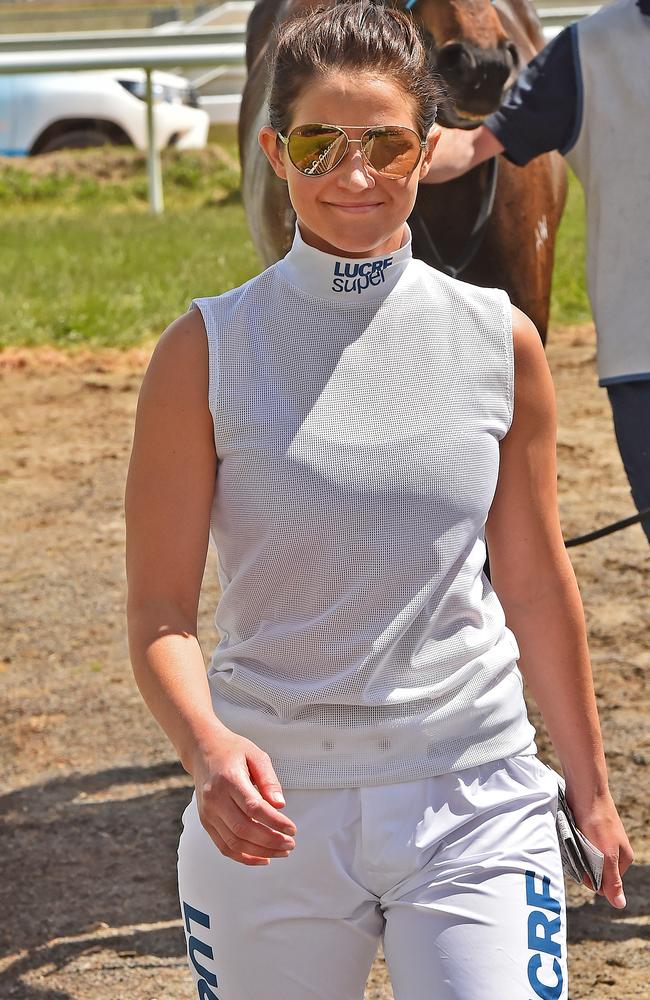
[362,127,422,176]
[287,125,347,175]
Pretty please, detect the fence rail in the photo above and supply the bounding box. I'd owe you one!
[0,41,245,72]
[0,25,245,51]
[0,3,212,33]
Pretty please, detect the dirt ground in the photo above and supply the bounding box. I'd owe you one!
[0,323,648,1000]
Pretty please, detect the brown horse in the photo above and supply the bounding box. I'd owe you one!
[239,0,566,339]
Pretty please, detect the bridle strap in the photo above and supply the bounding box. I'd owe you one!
[410,155,499,279]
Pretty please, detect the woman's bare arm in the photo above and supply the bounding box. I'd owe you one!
[485,306,633,908]
[125,311,297,864]
[419,124,504,184]
[125,310,225,767]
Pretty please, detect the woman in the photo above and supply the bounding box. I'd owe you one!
[124,2,633,998]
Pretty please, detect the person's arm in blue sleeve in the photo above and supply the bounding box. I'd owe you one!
[420,25,580,184]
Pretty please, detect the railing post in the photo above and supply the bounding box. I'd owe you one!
[145,67,164,214]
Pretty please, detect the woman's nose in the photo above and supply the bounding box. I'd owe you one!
[335,145,375,189]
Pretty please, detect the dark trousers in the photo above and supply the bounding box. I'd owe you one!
[606,380,650,545]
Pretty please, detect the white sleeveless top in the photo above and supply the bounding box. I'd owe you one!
[191,222,537,789]
[566,0,650,385]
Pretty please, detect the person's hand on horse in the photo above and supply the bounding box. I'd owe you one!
[191,731,297,866]
[418,124,504,185]
[567,783,634,908]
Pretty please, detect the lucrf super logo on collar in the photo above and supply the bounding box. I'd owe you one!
[332,257,394,294]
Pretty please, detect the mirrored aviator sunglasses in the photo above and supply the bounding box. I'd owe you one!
[277,123,427,178]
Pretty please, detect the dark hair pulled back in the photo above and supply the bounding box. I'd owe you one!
[267,0,443,139]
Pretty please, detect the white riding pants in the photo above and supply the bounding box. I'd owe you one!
[177,753,568,1000]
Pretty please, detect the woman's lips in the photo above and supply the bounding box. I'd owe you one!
[326,202,382,213]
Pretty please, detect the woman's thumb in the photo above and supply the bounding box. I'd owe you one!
[604,854,626,908]
[247,748,286,806]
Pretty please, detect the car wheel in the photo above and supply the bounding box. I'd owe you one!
[38,128,114,153]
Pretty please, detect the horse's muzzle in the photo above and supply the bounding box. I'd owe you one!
[436,40,520,122]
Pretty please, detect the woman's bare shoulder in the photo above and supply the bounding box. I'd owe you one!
[509,303,555,427]
[152,307,207,365]
[510,304,546,368]
[140,308,209,407]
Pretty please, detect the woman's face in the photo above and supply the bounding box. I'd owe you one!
[259,71,439,258]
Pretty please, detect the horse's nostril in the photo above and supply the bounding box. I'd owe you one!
[437,42,477,80]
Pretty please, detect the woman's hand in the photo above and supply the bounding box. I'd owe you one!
[566,785,634,908]
[191,732,298,867]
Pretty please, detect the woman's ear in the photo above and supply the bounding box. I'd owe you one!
[418,125,441,179]
[258,126,289,180]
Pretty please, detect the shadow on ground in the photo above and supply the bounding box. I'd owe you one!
[567,863,650,943]
[0,762,193,997]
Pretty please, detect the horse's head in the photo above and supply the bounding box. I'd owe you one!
[410,0,519,126]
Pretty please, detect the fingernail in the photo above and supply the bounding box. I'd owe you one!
[615,892,626,908]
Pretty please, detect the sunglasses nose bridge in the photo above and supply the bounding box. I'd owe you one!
[348,133,387,170]
[337,139,377,181]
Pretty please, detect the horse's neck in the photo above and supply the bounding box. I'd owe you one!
[246,0,295,69]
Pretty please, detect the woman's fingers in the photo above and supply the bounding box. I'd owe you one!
[217,802,295,853]
[203,816,284,865]
[198,783,296,865]
[600,850,626,908]
[599,837,634,907]
[207,815,294,864]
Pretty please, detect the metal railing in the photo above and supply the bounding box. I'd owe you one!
[0,3,211,33]
[0,29,245,72]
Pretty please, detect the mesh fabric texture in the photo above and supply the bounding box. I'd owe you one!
[190,239,537,789]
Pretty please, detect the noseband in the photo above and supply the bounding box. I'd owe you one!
[409,157,498,280]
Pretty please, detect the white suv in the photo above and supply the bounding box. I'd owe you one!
[0,67,209,156]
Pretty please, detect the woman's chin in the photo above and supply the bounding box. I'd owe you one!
[300,220,404,258]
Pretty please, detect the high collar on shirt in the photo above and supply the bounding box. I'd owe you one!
[277,222,413,302]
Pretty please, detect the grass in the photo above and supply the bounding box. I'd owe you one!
[549,170,590,326]
[0,130,263,350]
[0,135,590,350]
[1,202,259,348]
